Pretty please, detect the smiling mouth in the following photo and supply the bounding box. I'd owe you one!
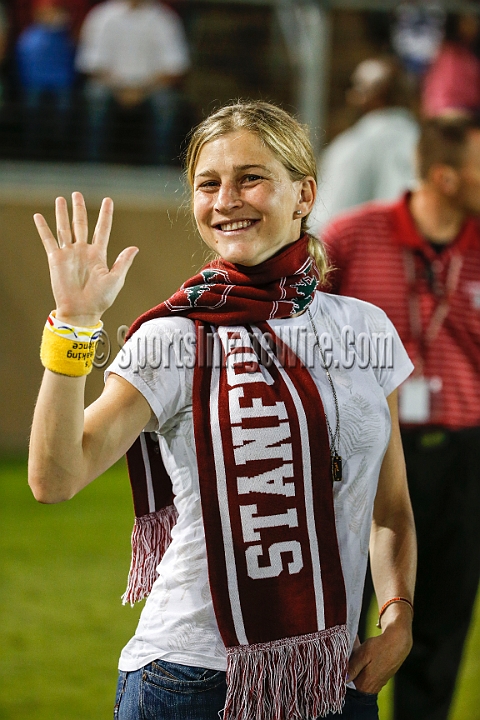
[215,219,258,232]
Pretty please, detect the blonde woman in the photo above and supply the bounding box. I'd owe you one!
[29,101,416,720]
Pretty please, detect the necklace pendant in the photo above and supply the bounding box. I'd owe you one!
[331,454,343,482]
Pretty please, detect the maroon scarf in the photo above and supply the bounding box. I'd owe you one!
[124,237,349,719]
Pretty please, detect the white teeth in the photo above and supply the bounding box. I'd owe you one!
[219,220,253,231]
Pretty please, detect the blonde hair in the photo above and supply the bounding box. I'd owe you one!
[184,100,329,282]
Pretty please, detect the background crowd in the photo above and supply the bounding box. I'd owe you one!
[1,1,480,166]
[0,0,191,162]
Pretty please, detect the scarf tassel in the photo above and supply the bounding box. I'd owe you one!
[122,505,178,606]
[224,625,350,720]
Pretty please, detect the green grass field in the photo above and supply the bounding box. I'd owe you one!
[1,456,479,720]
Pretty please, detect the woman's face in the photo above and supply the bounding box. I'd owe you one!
[193,131,316,266]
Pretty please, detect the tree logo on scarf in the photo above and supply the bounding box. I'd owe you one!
[183,269,231,307]
[184,284,209,307]
[201,269,230,285]
[290,274,318,315]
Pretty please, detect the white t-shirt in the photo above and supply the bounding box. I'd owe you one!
[106,292,413,672]
[76,0,190,86]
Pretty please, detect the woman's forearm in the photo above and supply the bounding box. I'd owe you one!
[29,369,152,504]
[369,509,416,633]
[370,394,416,623]
[29,370,89,503]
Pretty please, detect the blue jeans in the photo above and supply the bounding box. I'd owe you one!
[114,659,378,719]
[84,80,179,163]
[22,86,72,156]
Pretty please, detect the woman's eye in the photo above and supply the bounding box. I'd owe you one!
[195,174,263,190]
[197,180,219,190]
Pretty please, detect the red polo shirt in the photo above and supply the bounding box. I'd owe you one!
[322,193,480,430]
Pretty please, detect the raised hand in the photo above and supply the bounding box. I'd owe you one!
[34,192,138,326]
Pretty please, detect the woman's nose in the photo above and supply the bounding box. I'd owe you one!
[214,182,243,213]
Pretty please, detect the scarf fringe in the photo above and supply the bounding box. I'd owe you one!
[224,625,350,720]
[122,505,178,606]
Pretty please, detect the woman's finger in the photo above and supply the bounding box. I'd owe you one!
[55,196,73,246]
[91,197,114,248]
[71,191,89,244]
[109,246,139,285]
[34,213,60,254]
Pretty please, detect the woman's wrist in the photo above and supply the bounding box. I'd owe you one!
[54,310,103,327]
[381,613,413,662]
[40,312,104,377]
[377,598,414,632]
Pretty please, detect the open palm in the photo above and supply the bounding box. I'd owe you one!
[34,192,138,326]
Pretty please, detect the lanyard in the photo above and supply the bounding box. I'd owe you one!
[403,250,463,373]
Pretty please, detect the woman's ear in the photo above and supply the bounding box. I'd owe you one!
[297,177,317,215]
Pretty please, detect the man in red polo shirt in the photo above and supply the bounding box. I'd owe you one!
[322,117,480,720]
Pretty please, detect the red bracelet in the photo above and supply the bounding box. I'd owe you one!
[376,597,414,629]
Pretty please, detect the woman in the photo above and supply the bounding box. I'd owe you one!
[29,101,416,720]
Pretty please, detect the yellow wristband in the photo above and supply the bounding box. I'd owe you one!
[40,326,99,377]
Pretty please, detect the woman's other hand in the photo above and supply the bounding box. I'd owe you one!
[347,608,413,693]
[34,191,138,326]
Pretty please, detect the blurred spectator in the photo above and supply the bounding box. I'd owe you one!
[76,0,190,164]
[16,0,75,158]
[310,56,419,233]
[391,1,445,77]
[422,11,480,118]
[11,0,92,40]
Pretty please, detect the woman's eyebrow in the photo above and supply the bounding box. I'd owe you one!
[195,164,271,179]
[234,164,271,173]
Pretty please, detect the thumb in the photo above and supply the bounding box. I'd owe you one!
[110,246,139,283]
[347,642,369,683]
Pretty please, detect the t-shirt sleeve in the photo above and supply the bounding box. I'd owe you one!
[364,306,414,397]
[105,318,194,432]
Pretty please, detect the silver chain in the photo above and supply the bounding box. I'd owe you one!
[306,308,341,456]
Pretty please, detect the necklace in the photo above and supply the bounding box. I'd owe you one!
[306,308,342,482]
